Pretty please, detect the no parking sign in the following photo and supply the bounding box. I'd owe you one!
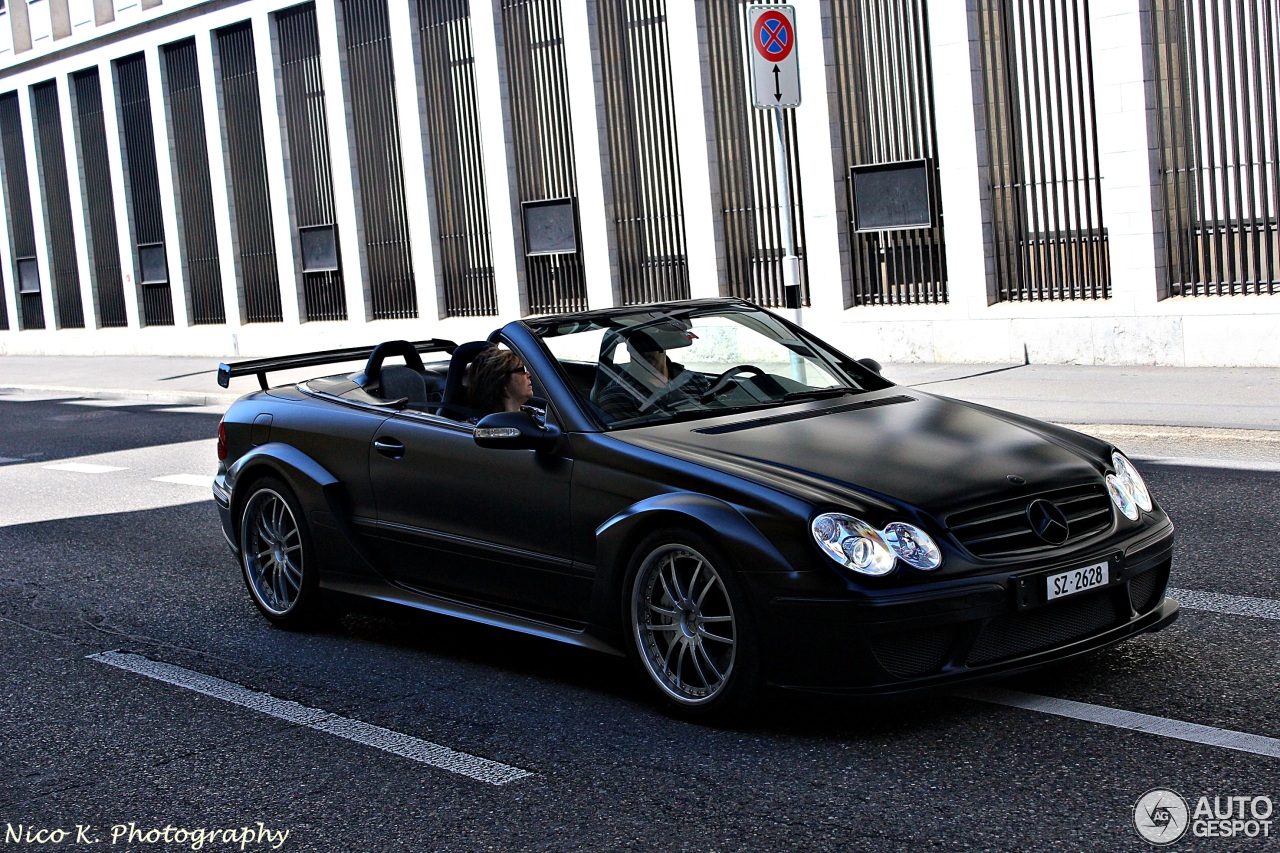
[748,5,800,107]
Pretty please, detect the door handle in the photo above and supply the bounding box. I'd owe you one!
[373,437,405,460]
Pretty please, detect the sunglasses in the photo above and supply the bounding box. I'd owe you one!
[508,365,529,375]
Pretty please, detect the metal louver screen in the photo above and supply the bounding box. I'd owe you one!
[163,38,225,325]
[341,0,417,319]
[277,2,346,322]
[417,0,497,317]
[831,0,947,306]
[704,0,809,308]
[977,0,1110,302]
[501,0,588,314]
[31,80,85,329]
[596,0,690,305]
[71,68,127,328]
[116,52,174,325]
[1151,0,1279,297]
[216,22,283,323]
[0,91,45,330]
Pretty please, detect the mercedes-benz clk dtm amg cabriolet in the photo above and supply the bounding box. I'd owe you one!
[214,298,1177,718]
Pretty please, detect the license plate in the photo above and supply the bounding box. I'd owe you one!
[1046,561,1109,601]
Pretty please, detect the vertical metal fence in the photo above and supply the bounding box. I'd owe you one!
[31,80,85,329]
[977,0,1110,301]
[830,0,947,306]
[341,0,417,319]
[216,22,283,323]
[1151,0,1279,297]
[704,0,809,308]
[596,0,690,305]
[115,52,174,325]
[71,68,127,328]
[277,2,347,322]
[0,90,45,330]
[417,0,497,317]
[163,38,226,325]
[500,0,588,314]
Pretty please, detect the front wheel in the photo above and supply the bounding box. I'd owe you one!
[626,530,759,719]
[238,477,319,629]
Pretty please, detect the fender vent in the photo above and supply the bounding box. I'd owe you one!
[694,394,916,435]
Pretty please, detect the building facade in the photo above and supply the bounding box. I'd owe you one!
[0,0,1276,364]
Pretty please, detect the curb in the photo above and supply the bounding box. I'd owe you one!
[0,384,237,407]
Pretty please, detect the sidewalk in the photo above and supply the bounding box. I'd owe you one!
[0,353,1277,432]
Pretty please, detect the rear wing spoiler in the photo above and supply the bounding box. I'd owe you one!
[217,339,458,390]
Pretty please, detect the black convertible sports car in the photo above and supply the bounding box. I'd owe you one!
[214,298,1177,718]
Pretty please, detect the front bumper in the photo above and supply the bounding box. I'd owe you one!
[757,526,1177,696]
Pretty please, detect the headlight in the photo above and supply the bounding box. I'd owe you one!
[811,513,941,576]
[1106,452,1152,521]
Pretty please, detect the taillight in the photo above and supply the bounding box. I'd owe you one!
[217,419,228,461]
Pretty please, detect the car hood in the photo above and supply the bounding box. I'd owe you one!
[609,390,1108,521]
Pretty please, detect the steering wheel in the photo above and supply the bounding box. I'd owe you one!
[699,365,766,402]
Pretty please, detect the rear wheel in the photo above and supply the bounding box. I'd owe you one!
[238,477,319,628]
[626,529,759,719]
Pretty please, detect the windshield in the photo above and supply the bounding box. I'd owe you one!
[532,303,890,428]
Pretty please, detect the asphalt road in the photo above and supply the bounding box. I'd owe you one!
[1,393,1277,852]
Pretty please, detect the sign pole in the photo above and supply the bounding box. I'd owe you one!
[771,107,801,326]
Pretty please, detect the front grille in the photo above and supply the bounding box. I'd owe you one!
[967,590,1121,666]
[870,626,958,678]
[1128,566,1169,614]
[947,483,1113,559]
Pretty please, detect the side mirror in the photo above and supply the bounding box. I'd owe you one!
[857,357,883,375]
[473,410,562,452]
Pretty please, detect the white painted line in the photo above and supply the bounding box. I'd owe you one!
[958,687,1280,760]
[1169,587,1280,621]
[0,457,23,465]
[152,474,215,488]
[89,651,534,785]
[1134,455,1280,473]
[42,462,128,474]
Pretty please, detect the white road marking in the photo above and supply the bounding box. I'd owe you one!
[1169,587,1280,621]
[0,457,23,465]
[152,474,215,488]
[958,687,1280,760]
[89,651,535,786]
[1135,456,1280,473]
[42,462,128,474]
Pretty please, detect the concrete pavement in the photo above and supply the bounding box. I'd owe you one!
[1,353,1277,432]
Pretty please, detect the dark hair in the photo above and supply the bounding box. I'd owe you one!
[466,346,522,414]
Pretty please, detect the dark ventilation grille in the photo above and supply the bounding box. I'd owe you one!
[163,38,225,325]
[416,0,496,317]
[501,0,588,314]
[692,395,916,434]
[968,590,1121,665]
[1128,565,1169,614]
[704,0,808,308]
[71,68,127,328]
[870,625,958,678]
[277,2,346,322]
[116,52,174,326]
[946,483,1113,559]
[596,0,689,305]
[216,22,283,323]
[976,0,1110,302]
[1151,0,1279,297]
[341,0,417,319]
[830,0,947,307]
[0,91,45,330]
[31,80,84,329]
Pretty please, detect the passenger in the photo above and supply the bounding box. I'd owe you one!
[465,346,534,418]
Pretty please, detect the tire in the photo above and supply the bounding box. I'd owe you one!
[238,477,320,629]
[625,529,760,720]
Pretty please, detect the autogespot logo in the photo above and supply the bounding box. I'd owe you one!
[1134,788,1190,845]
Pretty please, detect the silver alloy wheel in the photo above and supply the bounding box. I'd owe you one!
[632,543,737,705]
[241,488,304,616]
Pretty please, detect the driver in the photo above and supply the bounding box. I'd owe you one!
[594,329,709,421]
